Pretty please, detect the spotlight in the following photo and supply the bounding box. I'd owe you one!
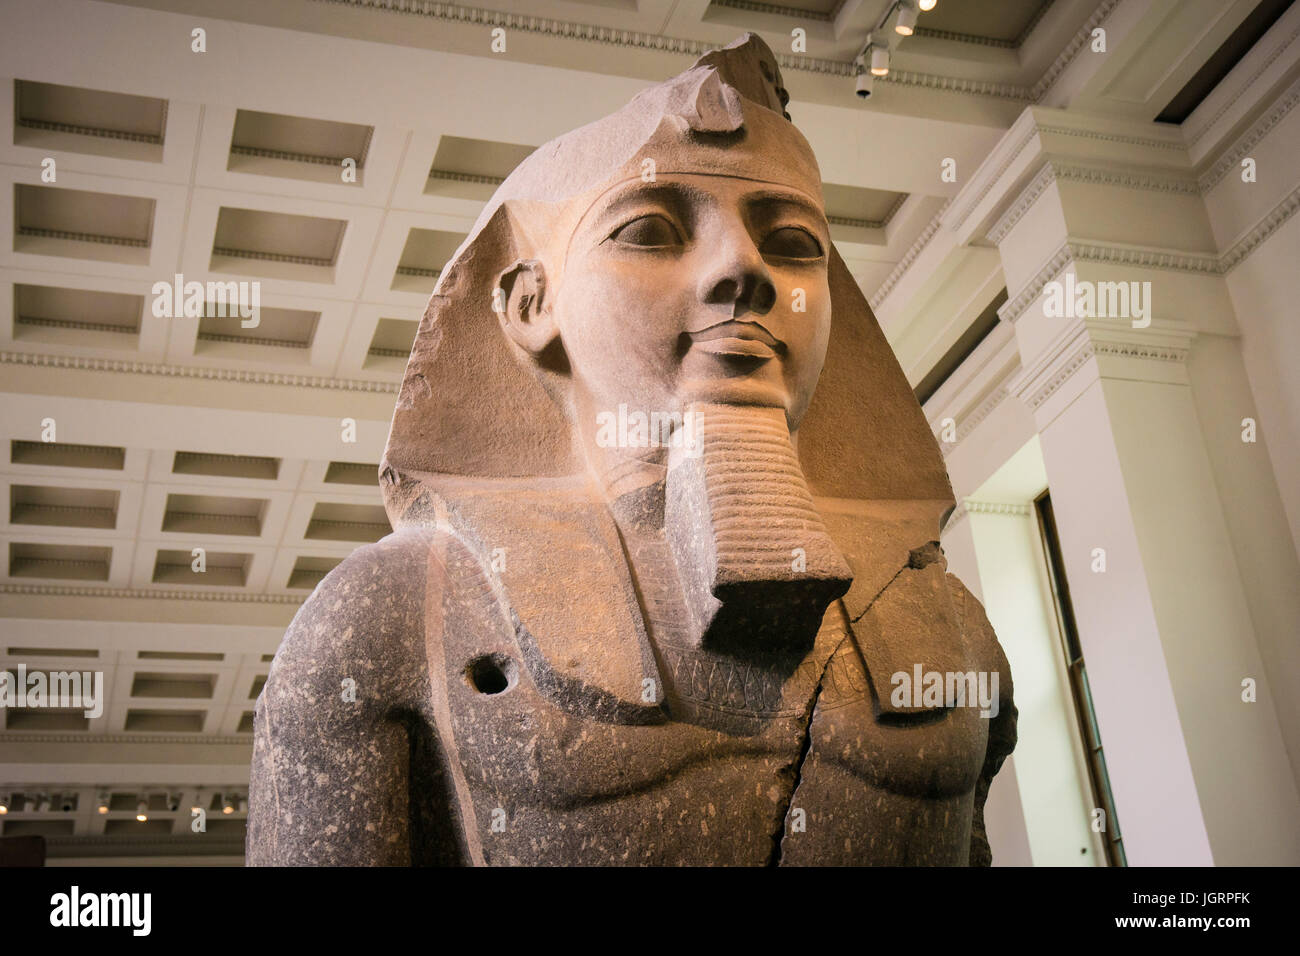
[59,793,75,812]
[871,44,891,76]
[238,796,248,814]
[855,63,874,99]
[0,793,9,815]
[895,1,918,35]
[37,793,52,813]
[166,793,180,812]
[919,0,937,10]
[96,791,109,815]
[191,790,205,814]
[221,793,235,815]
[136,798,148,823]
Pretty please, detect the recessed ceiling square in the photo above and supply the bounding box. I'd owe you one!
[10,485,119,529]
[161,493,267,537]
[14,184,154,264]
[211,206,346,267]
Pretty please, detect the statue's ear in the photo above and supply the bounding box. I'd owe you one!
[495,258,556,355]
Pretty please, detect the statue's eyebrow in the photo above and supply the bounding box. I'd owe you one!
[740,188,827,227]
[595,181,704,224]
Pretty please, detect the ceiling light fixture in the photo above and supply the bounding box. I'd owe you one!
[0,793,9,815]
[96,791,109,814]
[135,798,149,823]
[855,58,874,99]
[870,43,891,76]
[221,793,235,815]
[919,0,937,10]
[895,0,919,35]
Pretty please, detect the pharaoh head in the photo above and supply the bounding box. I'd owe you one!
[381,34,954,653]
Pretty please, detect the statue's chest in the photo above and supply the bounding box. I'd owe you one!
[430,585,989,865]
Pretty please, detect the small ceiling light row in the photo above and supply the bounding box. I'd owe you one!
[0,789,250,820]
[0,792,78,813]
[855,0,938,99]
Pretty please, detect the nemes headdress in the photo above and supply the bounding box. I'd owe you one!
[378,34,957,706]
[381,34,952,517]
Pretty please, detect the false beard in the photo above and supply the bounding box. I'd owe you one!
[664,402,852,656]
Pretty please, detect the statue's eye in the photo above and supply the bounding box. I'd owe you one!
[761,226,823,259]
[611,215,682,247]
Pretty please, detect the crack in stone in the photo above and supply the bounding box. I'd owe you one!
[849,542,943,625]
[767,659,830,867]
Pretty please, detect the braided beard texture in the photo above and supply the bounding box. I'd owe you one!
[664,403,852,656]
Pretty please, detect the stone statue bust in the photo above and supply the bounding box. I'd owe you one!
[247,34,1016,866]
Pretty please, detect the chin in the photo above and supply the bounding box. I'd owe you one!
[679,377,791,411]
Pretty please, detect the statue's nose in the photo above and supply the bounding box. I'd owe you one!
[697,231,776,317]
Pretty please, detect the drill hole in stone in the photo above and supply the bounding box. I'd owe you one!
[465,654,516,695]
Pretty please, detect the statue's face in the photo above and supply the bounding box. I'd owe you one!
[553,172,832,433]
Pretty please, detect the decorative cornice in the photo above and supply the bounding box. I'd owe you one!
[948,123,1038,232]
[1016,0,1059,48]
[1053,163,1199,194]
[16,118,163,146]
[1186,22,1300,146]
[17,227,149,249]
[868,199,949,310]
[985,160,1199,247]
[428,168,505,186]
[1199,74,1300,191]
[1093,339,1189,363]
[16,315,139,335]
[229,145,352,167]
[942,499,969,530]
[1022,339,1095,410]
[11,504,114,523]
[710,0,835,21]
[964,500,1031,516]
[1036,123,1184,151]
[212,246,334,268]
[881,69,1031,101]
[985,162,1057,246]
[0,583,306,604]
[999,240,1074,324]
[829,193,907,231]
[232,124,376,170]
[308,0,1034,99]
[0,732,255,745]
[1068,239,1221,274]
[0,350,401,393]
[999,238,1220,324]
[912,26,1016,50]
[196,332,310,349]
[1219,182,1300,271]
[1011,314,1193,412]
[938,385,1011,459]
[1032,0,1124,102]
[993,189,1300,325]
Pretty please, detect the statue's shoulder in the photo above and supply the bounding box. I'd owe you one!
[268,527,448,694]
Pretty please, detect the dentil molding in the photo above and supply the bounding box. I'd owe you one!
[0,583,306,604]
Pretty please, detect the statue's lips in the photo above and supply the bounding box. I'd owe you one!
[686,321,784,359]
